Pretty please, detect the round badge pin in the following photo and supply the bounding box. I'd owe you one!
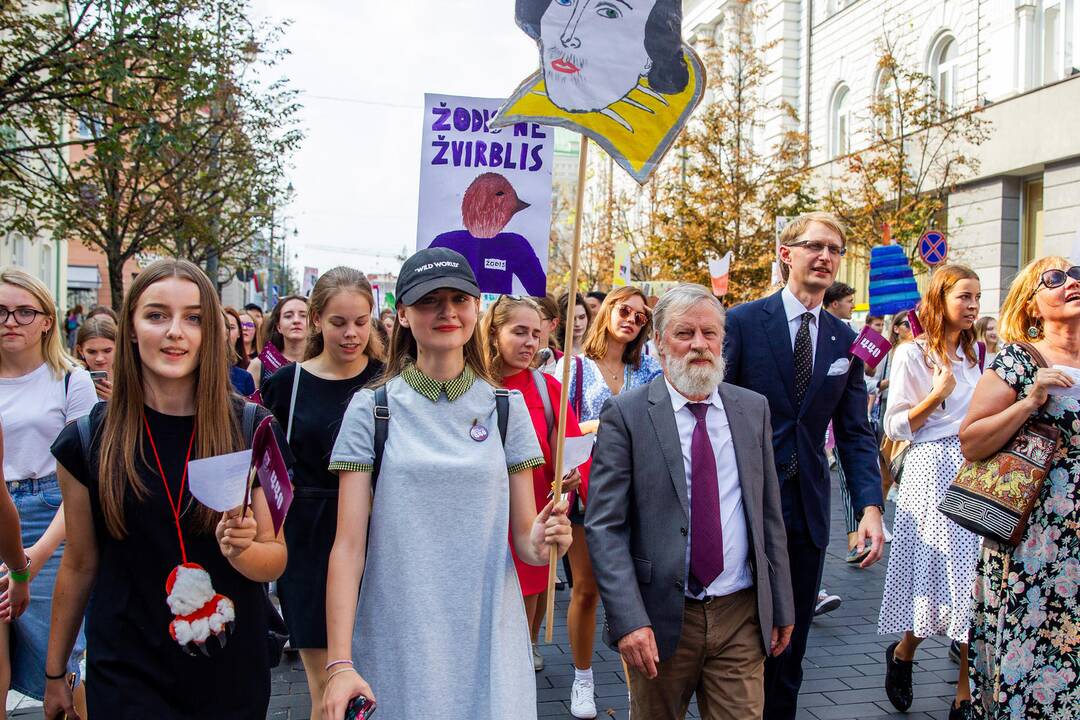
[470,423,489,442]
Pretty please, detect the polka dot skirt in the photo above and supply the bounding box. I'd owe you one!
[878,435,982,643]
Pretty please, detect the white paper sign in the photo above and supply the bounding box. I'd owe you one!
[562,434,595,474]
[187,449,253,512]
[417,93,553,297]
[1047,365,1080,399]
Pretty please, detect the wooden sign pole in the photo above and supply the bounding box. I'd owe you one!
[544,134,589,643]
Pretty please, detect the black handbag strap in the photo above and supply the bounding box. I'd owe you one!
[1018,341,1050,370]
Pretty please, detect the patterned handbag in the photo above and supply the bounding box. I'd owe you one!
[937,342,1062,546]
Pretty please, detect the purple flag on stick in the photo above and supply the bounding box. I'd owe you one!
[850,325,893,370]
[250,415,293,535]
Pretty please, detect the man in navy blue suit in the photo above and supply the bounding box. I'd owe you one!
[723,212,885,720]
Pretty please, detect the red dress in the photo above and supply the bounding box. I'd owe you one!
[503,369,590,596]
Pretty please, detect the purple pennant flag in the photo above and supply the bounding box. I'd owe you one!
[850,325,893,370]
[250,415,293,535]
[907,309,925,338]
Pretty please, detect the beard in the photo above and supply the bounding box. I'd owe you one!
[666,349,725,399]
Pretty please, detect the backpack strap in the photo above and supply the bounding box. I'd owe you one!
[573,356,584,418]
[530,369,554,441]
[372,385,390,488]
[76,413,93,463]
[494,388,510,445]
[286,363,301,443]
[977,341,986,372]
[242,401,259,447]
[64,370,71,396]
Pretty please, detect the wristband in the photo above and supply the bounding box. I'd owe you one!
[325,659,354,671]
[327,667,358,684]
[8,554,31,584]
[45,670,67,681]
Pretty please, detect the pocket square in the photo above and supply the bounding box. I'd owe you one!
[827,358,851,376]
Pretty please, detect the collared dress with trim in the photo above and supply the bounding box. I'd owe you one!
[330,364,544,720]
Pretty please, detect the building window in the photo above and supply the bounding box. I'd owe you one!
[76,116,103,139]
[830,85,851,158]
[874,68,899,137]
[1022,178,1045,266]
[930,35,958,110]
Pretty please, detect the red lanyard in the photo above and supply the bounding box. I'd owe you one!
[143,416,197,563]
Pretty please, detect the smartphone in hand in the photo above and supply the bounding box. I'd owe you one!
[89,371,108,382]
[344,695,375,720]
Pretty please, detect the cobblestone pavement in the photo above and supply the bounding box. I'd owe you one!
[10,473,964,719]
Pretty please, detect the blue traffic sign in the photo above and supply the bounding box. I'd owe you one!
[919,230,948,266]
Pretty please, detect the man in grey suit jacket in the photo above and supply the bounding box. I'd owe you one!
[586,284,794,720]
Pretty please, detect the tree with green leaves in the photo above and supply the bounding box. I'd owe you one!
[649,0,813,304]
[1,0,302,307]
[820,32,991,261]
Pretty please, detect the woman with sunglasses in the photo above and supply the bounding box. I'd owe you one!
[958,258,1080,719]
[239,312,259,360]
[553,284,660,719]
[878,265,982,719]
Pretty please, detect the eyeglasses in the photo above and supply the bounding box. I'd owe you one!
[788,240,847,257]
[896,320,910,328]
[615,303,650,328]
[0,306,46,326]
[1036,266,1080,292]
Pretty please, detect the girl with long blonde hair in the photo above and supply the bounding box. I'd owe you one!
[481,295,589,671]
[878,264,982,719]
[44,260,287,719]
[0,268,96,718]
[259,267,384,720]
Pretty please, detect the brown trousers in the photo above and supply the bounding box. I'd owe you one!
[627,589,765,720]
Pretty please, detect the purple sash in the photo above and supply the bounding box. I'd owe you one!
[258,342,289,377]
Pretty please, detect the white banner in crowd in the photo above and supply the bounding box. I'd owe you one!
[416,93,553,297]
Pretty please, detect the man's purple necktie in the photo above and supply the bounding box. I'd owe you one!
[688,403,724,589]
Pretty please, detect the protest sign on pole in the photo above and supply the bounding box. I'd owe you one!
[301,267,319,297]
[417,93,553,297]
[491,3,705,184]
[612,242,632,288]
[708,251,733,297]
[495,0,707,642]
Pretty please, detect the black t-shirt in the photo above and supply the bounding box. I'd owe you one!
[259,359,383,490]
[51,401,279,719]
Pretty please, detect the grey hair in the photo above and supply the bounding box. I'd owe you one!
[652,284,725,340]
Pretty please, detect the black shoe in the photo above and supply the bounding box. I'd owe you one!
[885,641,914,712]
[948,699,973,720]
[949,639,961,664]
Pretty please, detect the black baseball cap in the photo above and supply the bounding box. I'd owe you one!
[395,247,480,307]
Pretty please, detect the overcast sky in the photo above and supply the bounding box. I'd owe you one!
[251,1,539,277]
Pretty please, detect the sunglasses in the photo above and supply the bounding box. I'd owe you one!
[241,322,256,329]
[896,320,910,328]
[1037,266,1080,292]
[614,303,650,328]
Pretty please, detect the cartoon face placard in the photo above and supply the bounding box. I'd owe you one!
[492,0,706,185]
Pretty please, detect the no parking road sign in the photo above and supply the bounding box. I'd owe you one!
[919,230,948,266]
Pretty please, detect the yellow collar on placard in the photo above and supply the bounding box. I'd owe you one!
[493,48,704,184]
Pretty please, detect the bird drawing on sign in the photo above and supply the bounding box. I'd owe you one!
[429,172,547,296]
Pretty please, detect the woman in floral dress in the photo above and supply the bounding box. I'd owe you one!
[959,256,1080,719]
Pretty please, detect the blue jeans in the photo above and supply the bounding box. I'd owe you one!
[6,474,85,700]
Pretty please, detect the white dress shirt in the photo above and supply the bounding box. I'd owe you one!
[665,379,753,599]
[781,286,822,367]
[883,340,982,444]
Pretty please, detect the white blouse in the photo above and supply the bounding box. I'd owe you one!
[883,340,983,444]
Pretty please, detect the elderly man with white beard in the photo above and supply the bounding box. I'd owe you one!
[586,283,794,720]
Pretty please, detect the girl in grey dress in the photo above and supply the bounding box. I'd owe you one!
[322,248,573,720]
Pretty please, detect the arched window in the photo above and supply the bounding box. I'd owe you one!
[929,34,958,110]
[874,68,899,137]
[830,85,851,158]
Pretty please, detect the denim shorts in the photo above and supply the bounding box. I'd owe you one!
[6,474,85,700]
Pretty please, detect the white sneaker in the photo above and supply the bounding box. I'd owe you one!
[570,678,597,719]
[883,523,893,543]
[814,589,842,616]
